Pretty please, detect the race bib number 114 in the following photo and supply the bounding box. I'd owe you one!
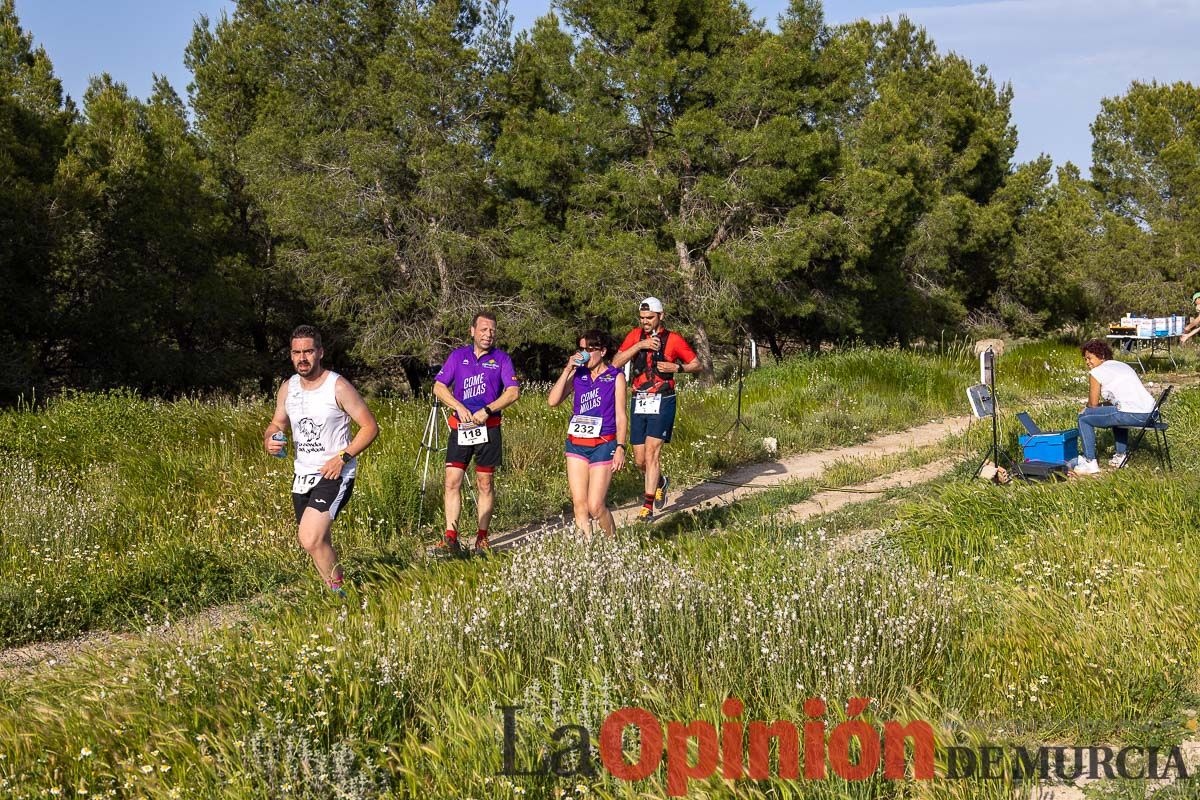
[292,473,320,494]
[634,393,662,415]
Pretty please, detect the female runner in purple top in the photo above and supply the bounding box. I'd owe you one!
[547,329,628,538]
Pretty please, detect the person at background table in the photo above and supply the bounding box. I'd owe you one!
[1180,292,1200,343]
[547,329,628,538]
[1072,339,1156,475]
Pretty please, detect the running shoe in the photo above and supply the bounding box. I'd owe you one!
[1072,458,1101,476]
[654,475,669,510]
[427,536,463,558]
[473,532,491,555]
[1109,453,1128,468]
[636,506,654,523]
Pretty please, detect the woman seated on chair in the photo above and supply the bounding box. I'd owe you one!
[1074,339,1156,474]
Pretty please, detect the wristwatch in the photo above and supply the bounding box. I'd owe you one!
[483,405,494,416]
[340,450,353,464]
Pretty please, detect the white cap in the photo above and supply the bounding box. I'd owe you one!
[639,297,664,313]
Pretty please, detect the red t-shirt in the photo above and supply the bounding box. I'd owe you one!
[619,327,697,395]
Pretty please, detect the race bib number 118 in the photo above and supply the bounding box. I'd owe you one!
[458,424,489,446]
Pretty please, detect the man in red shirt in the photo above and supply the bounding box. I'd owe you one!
[612,297,701,521]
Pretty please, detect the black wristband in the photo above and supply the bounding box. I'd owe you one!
[616,443,626,450]
[483,405,494,416]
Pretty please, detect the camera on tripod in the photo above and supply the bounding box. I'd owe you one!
[968,346,1023,482]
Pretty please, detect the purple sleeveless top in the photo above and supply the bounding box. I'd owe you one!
[571,365,621,439]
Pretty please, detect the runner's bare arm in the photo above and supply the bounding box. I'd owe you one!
[315,378,378,479]
[433,380,473,420]
[488,384,521,413]
[610,348,636,369]
[547,358,576,408]
[334,377,380,457]
[610,338,655,369]
[471,384,520,425]
[264,382,289,453]
[613,373,628,472]
[655,356,702,375]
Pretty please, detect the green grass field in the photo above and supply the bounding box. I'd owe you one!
[0,340,1082,648]
[1,341,1197,799]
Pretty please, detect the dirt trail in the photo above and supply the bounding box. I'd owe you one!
[776,457,959,523]
[492,416,973,550]
[0,592,282,677]
[2,415,973,674]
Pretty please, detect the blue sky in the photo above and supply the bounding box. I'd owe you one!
[13,0,1200,173]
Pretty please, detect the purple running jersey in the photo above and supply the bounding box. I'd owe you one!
[435,345,519,428]
[570,365,621,439]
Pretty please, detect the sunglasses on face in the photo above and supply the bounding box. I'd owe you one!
[580,345,604,351]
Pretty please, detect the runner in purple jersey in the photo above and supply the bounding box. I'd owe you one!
[434,346,518,427]
[571,364,621,436]
[547,329,628,538]
[431,311,521,555]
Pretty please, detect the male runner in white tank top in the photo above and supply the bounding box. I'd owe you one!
[264,325,379,594]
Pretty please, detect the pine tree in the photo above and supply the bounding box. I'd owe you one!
[0,0,72,397]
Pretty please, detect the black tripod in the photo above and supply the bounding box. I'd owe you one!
[973,348,1022,481]
[723,336,756,436]
[415,396,473,531]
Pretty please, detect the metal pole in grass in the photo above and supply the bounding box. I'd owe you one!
[723,334,757,437]
[415,395,474,532]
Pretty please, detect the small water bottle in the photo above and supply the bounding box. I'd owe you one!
[271,431,288,459]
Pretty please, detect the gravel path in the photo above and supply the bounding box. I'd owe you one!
[492,415,972,550]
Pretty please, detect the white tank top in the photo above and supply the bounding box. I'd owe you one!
[1089,360,1156,413]
[285,371,356,477]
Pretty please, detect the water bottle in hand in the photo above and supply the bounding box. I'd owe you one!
[271,431,288,459]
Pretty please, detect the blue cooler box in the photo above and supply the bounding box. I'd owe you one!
[1019,430,1079,465]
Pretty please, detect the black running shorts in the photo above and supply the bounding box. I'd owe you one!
[292,474,355,524]
[445,425,503,473]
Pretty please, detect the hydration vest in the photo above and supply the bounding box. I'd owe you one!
[630,328,676,397]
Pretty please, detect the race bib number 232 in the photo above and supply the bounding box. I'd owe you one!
[568,414,603,438]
